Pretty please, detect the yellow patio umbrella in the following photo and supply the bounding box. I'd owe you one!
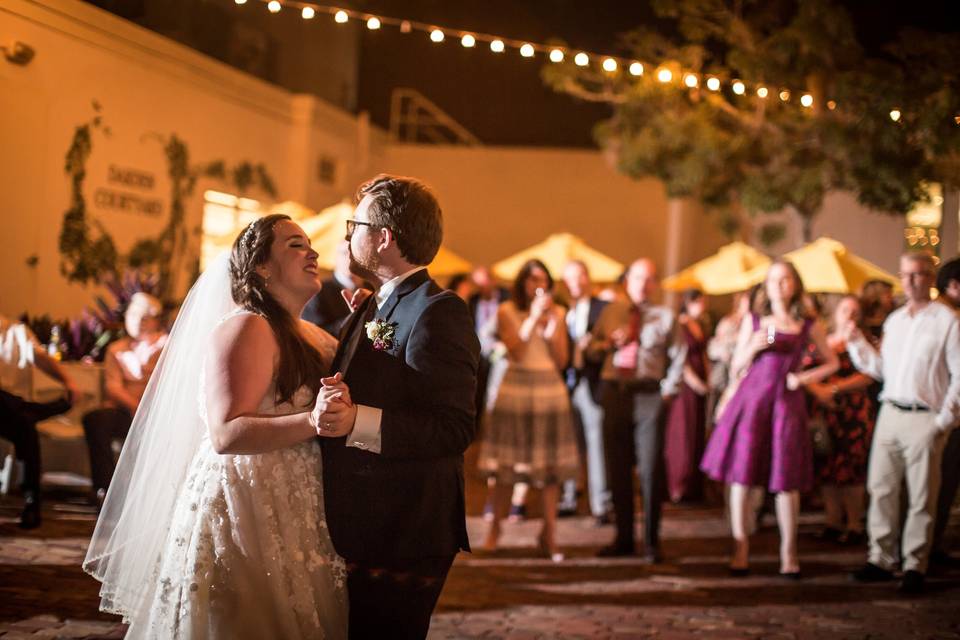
[492,232,624,282]
[298,199,472,276]
[662,241,772,294]
[740,237,899,294]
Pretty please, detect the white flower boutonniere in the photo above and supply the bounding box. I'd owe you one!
[365,319,398,351]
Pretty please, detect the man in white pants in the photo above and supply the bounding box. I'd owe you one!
[845,252,960,594]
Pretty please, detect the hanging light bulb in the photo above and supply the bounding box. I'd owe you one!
[890,109,901,122]
[234,0,247,5]
[827,100,837,110]
[399,20,412,33]
[657,68,673,83]
[430,29,445,43]
[520,43,535,58]
[779,89,790,102]
[366,16,380,30]
[301,6,314,19]
[549,49,564,63]
[732,80,746,95]
[334,10,348,23]
[267,1,281,13]
[756,86,768,98]
[461,34,476,48]
[629,62,643,76]
[574,52,589,67]
[490,39,505,53]
[602,57,618,72]
[684,73,698,88]
[706,77,720,91]
[800,93,813,107]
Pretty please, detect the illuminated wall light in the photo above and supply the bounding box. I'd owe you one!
[366,17,381,30]
[779,89,790,102]
[756,86,768,98]
[234,0,247,4]
[684,73,698,88]
[657,68,673,83]
[706,77,721,91]
[890,109,901,122]
[800,93,813,107]
[549,49,564,63]
[520,43,535,58]
[827,100,837,110]
[430,29,445,43]
[629,62,643,76]
[602,57,618,72]
[267,1,281,13]
[732,80,746,95]
[490,39,505,53]
[334,10,348,23]
[574,52,589,67]
[399,20,412,33]
[301,6,315,19]
[461,34,476,48]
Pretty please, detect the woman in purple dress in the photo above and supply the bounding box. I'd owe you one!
[664,289,710,503]
[701,261,839,577]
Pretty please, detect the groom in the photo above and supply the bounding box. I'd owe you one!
[313,175,480,639]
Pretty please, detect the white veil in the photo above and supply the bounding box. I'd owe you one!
[83,252,236,622]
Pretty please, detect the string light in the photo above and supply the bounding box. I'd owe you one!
[430,29,445,43]
[657,68,672,83]
[490,39,504,53]
[367,16,380,29]
[757,86,768,98]
[706,77,720,91]
[890,109,901,122]
[629,62,643,76]
[779,89,790,102]
[399,20,411,33]
[683,73,698,88]
[520,43,535,58]
[732,80,745,95]
[301,6,314,18]
[800,93,813,107]
[602,57,618,72]
[549,49,564,63]
[461,34,476,47]
[267,1,281,13]
[574,52,589,67]
[334,9,348,23]
[235,0,247,4]
[827,100,837,110]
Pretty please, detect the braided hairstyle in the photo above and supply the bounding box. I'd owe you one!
[229,214,326,404]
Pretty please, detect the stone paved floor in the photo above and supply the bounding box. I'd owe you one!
[2,479,960,638]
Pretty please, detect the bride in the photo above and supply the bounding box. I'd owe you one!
[84,214,350,638]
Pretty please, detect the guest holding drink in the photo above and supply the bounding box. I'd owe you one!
[701,261,839,577]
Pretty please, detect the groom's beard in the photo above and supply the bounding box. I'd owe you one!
[348,249,379,285]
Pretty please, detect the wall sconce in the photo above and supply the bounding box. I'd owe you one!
[2,41,36,66]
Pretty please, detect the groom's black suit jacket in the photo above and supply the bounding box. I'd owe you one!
[321,269,480,565]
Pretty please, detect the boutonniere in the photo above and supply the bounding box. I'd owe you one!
[365,318,398,351]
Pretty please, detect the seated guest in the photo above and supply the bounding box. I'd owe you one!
[847,253,960,594]
[82,293,167,508]
[301,239,363,335]
[1,314,79,528]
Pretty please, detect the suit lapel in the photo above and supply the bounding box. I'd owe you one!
[331,295,375,375]
[376,269,430,322]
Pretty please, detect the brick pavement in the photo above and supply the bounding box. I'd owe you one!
[2,491,959,639]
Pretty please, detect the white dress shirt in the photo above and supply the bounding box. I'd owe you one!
[0,314,39,398]
[347,266,427,454]
[847,300,960,430]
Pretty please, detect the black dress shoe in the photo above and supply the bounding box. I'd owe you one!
[898,570,925,595]
[728,566,750,577]
[779,571,802,581]
[851,562,895,583]
[19,494,41,530]
[557,504,578,518]
[594,512,613,527]
[597,543,635,558]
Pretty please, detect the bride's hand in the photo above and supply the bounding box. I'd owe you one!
[313,398,358,438]
[342,288,373,312]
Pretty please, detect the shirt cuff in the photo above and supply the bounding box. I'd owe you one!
[347,404,382,454]
[935,412,956,432]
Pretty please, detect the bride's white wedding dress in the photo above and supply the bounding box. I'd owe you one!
[126,317,347,639]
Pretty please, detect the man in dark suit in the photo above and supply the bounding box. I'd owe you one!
[557,259,611,523]
[466,266,509,424]
[312,175,480,640]
[301,239,363,335]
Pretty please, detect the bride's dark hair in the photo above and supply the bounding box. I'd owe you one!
[229,214,326,404]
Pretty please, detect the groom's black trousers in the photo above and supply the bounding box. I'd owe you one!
[346,554,455,640]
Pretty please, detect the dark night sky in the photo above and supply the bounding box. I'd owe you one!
[353,0,960,147]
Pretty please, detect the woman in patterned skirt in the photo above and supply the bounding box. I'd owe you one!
[479,259,579,561]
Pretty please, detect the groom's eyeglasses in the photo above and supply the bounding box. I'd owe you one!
[345,219,376,238]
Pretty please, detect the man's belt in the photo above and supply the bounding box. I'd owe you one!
[888,400,931,413]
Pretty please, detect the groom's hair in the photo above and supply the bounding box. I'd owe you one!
[357,175,442,266]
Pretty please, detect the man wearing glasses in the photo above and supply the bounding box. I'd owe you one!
[845,252,960,595]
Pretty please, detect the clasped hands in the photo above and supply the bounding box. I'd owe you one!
[310,372,357,438]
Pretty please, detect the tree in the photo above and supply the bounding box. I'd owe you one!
[543,0,960,245]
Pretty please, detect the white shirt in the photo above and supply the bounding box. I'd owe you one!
[348,266,428,454]
[566,298,591,339]
[0,314,39,398]
[847,300,960,430]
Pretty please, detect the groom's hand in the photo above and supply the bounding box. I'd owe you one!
[314,401,357,438]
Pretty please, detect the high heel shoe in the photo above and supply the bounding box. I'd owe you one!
[537,534,564,563]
